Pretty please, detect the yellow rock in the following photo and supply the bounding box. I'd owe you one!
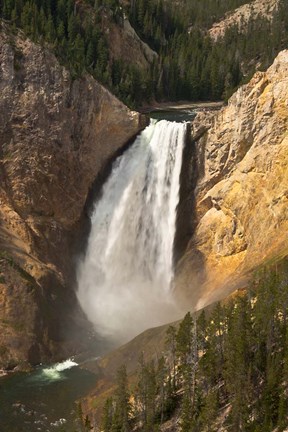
[176,50,288,312]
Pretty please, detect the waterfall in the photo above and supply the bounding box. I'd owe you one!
[77,120,187,342]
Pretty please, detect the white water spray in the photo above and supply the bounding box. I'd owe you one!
[77,120,187,342]
[42,359,78,381]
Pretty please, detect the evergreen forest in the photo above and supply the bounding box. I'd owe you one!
[0,0,288,107]
[99,261,288,432]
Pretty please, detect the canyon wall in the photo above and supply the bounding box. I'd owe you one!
[0,23,145,369]
[209,0,280,41]
[176,49,288,310]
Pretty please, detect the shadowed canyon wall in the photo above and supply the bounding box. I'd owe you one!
[0,23,145,368]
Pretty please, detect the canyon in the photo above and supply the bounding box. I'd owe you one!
[0,0,286,377]
[0,1,287,430]
[0,20,287,372]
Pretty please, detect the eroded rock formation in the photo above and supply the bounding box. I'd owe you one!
[209,0,280,41]
[176,50,288,310]
[0,23,145,368]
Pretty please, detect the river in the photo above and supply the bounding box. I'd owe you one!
[0,359,99,431]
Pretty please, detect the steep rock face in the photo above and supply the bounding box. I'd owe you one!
[209,0,280,41]
[176,50,288,309]
[106,16,158,69]
[0,23,145,368]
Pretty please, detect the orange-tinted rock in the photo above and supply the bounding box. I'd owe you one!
[176,50,288,310]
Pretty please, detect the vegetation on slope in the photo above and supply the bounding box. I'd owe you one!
[1,0,288,107]
[129,0,288,101]
[97,260,288,432]
[165,0,254,29]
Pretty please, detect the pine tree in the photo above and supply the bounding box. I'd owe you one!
[135,354,157,431]
[112,365,131,432]
[176,312,198,413]
[198,390,219,432]
[224,294,252,431]
[102,398,113,432]
[179,390,194,432]
[165,325,177,391]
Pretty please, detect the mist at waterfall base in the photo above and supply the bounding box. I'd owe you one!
[77,120,188,343]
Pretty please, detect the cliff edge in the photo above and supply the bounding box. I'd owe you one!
[176,49,288,310]
[0,22,145,369]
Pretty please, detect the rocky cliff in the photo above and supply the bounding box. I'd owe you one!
[81,50,288,429]
[0,22,145,369]
[209,0,280,41]
[176,49,288,310]
[106,15,158,69]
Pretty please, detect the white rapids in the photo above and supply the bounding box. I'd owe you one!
[42,359,78,381]
[77,120,187,342]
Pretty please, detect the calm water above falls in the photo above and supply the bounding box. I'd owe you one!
[77,119,187,342]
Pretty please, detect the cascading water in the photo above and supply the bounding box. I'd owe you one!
[77,119,187,342]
